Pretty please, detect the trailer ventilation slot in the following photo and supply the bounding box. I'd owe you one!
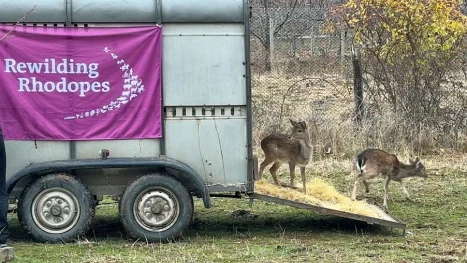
[1,23,153,28]
[164,106,247,118]
[1,23,68,27]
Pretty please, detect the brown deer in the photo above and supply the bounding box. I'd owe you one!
[258,119,312,194]
[351,148,428,209]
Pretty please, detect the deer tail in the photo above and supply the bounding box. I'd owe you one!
[356,157,366,173]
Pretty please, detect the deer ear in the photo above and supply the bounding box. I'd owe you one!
[409,157,414,163]
[289,119,297,126]
[415,157,420,163]
[301,121,307,129]
[415,161,420,168]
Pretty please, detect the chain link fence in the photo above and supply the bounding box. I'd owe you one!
[250,0,467,157]
[249,0,358,157]
[250,3,349,75]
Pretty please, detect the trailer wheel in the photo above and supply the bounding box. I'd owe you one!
[17,173,95,243]
[119,173,193,243]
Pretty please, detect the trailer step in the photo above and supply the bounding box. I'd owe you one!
[252,193,406,230]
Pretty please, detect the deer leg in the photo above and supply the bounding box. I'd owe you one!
[351,175,362,201]
[269,161,282,186]
[363,180,370,193]
[383,176,392,210]
[352,173,377,200]
[259,156,275,179]
[300,166,306,194]
[400,180,411,200]
[289,162,296,189]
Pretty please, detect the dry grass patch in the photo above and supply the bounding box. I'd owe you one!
[255,178,379,218]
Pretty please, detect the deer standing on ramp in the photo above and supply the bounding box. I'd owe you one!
[351,148,428,210]
[258,119,312,194]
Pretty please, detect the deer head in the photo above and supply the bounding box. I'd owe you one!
[288,119,308,140]
[408,157,428,179]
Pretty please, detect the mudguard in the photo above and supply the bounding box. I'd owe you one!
[6,156,211,208]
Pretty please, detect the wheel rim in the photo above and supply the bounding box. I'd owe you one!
[31,187,80,234]
[133,187,180,233]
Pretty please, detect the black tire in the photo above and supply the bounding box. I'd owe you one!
[119,173,193,243]
[17,173,95,243]
[120,195,192,222]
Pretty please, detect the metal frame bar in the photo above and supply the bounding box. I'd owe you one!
[66,0,72,26]
[243,0,254,194]
[253,193,406,230]
[155,0,162,25]
[154,0,165,156]
[207,185,248,193]
[65,0,77,159]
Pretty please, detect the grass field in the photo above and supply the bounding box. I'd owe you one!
[5,156,467,263]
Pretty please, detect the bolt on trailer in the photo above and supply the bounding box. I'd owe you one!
[0,0,405,244]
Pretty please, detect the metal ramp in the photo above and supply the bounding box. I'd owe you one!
[252,193,406,230]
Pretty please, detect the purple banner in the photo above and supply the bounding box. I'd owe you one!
[0,25,162,140]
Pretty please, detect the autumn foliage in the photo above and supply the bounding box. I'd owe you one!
[332,0,467,146]
[338,0,467,58]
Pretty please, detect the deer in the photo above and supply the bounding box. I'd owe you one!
[258,119,313,194]
[351,148,428,210]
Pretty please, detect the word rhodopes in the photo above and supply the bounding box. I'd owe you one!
[4,58,110,97]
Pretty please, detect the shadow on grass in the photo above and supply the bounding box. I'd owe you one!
[7,198,401,244]
[187,210,397,239]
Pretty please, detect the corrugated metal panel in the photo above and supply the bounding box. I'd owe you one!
[74,139,161,158]
[163,23,245,35]
[72,0,158,23]
[0,0,245,23]
[165,118,248,186]
[161,0,244,23]
[0,0,66,23]
[163,24,246,106]
[4,141,71,178]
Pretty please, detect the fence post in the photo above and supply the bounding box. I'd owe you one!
[269,14,275,71]
[352,46,364,125]
[310,25,314,57]
[340,27,345,64]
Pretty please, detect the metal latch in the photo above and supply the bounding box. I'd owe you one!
[99,149,110,160]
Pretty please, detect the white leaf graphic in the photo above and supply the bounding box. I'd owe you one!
[64,49,146,120]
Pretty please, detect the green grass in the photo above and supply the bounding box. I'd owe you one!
[6,165,467,263]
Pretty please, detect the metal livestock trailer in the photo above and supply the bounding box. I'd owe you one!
[0,0,406,243]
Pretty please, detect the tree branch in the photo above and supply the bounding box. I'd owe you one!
[273,0,299,35]
[278,77,340,127]
[251,30,267,47]
[0,5,37,42]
